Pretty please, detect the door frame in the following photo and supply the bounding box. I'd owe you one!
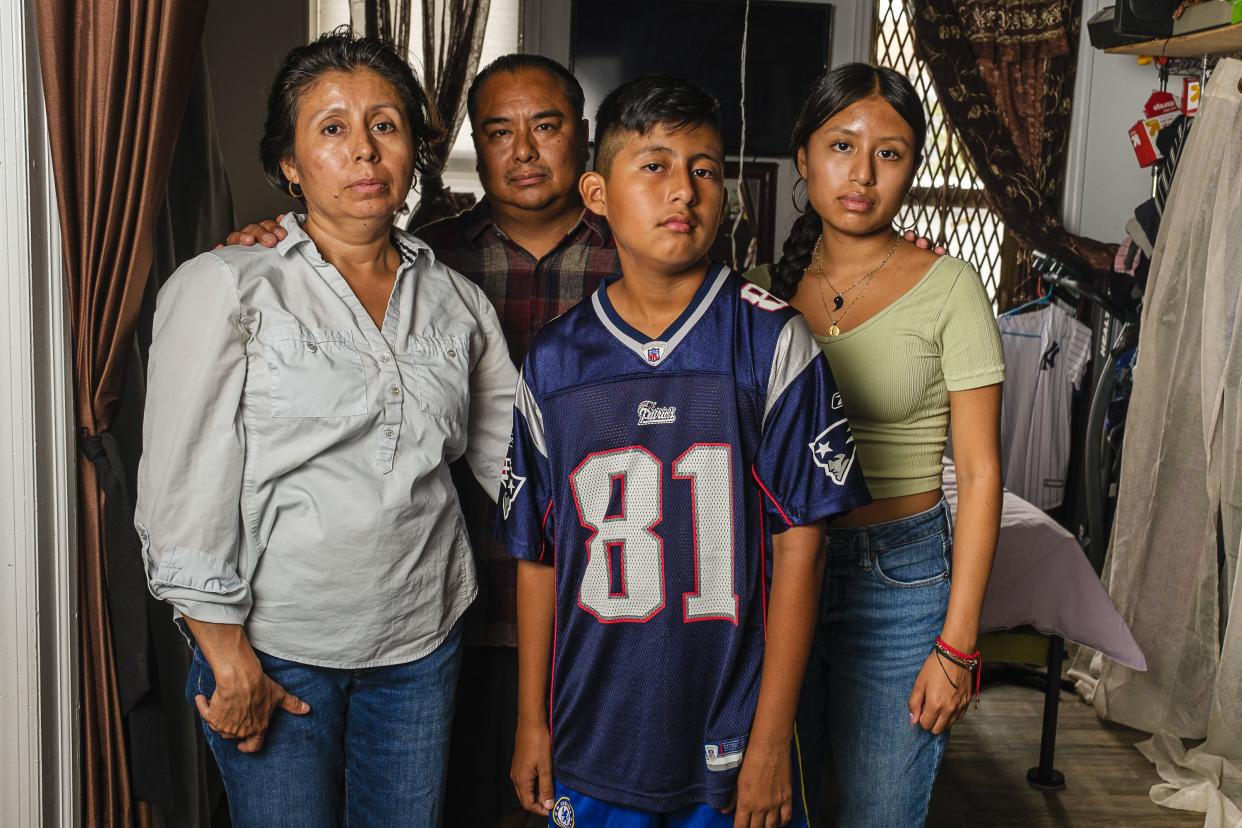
[0,0,80,825]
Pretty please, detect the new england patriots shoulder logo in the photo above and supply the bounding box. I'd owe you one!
[499,456,525,519]
[809,418,857,486]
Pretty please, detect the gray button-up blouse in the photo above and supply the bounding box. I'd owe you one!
[135,214,518,668]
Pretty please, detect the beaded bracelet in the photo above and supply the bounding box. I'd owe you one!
[934,635,982,707]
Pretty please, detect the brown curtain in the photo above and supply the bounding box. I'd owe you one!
[409,0,491,228]
[907,0,1115,304]
[34,1,209,825]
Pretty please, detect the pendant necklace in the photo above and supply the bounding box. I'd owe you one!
[812,233,901,337]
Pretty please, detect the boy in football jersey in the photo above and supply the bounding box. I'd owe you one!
[500,75,870,828]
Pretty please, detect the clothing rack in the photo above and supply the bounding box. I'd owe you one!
[1032,252,1139,325]
[1031,251,1140,573]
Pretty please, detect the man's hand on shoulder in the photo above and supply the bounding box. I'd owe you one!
[903,229,947,256]
[216,216,287,250]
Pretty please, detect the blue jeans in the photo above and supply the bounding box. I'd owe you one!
[797,499,953,827]
[187,622,463,828]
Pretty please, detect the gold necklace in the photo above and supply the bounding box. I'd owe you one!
[812,235,866,309]
[812,233,901,337]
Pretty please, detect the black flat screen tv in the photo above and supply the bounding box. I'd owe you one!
[570,0,834,157]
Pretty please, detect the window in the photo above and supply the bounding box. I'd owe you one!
[314,0,521,200]
[873,0,1008,306]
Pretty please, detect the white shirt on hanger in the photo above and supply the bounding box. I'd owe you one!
[998,303,1092,510]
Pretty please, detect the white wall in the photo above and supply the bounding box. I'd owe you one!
[1063,0,1162,242]
[527,0,873,264]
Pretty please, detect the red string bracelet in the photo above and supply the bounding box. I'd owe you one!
[935,635,982,707]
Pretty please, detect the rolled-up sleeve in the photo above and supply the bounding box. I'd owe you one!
[135,253,252,625]
[463,286,520,502]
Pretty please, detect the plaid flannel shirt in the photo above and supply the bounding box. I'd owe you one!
[416,198,618,647]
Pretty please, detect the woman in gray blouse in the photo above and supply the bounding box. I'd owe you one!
[135,30,516,827]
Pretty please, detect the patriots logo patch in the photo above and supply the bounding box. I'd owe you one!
[499,456,525,519]
[809,418,856,485]
[637,400,677,426]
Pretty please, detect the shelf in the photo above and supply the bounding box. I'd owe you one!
[1105,20,1242,57]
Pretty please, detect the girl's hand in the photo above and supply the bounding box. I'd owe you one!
[908,650,971,735]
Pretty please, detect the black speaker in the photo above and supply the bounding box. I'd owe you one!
[1114,0,1177,37]
[1088,6,1151,49]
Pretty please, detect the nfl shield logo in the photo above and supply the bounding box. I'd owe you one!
[645,344,664,363]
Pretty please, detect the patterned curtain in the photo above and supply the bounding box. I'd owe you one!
[908,0,1115,301]
[355,0,490,228]
[353,0,413,56]
[408,0,491,228]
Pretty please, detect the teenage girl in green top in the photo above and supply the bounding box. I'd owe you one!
[748,63,1004,826]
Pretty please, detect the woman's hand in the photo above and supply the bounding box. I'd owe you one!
[908,650,971,735]
[729,742,795,828]
[185,618,310,754]
[511,719,554,816]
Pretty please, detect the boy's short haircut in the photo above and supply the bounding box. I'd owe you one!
[467,53,586,126]
[593,74,721,175]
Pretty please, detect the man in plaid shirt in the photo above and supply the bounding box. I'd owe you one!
[418,54,617,651]
[416,55,617,828]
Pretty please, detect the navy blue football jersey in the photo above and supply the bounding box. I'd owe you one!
[497,263,870,812]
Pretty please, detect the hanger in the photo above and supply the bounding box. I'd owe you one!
[1000,291,1052,320]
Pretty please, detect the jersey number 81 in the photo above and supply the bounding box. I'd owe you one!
[568,444,739,624]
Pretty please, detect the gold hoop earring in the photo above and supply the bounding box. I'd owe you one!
[899,186,929,228]
[287,180,303,199]
[791,177,808,214]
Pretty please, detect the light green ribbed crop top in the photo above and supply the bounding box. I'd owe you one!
[747,256,1005,498]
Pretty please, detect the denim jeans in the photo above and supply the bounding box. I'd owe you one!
[187,622,463,828]
[797,499,953,827]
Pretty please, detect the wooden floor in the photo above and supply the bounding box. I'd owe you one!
[518,680,1202,827]
[926,681,1200,827]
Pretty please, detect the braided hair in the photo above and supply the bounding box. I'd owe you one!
[769,64,927,300]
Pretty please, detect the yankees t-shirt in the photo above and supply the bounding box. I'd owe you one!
[998,303,1092,509]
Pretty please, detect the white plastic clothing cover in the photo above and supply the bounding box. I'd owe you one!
[1071,58,1242,827]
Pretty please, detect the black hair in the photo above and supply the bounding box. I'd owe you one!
[259,26,442,196]
[466,53,586,125]
[592,74,721,175]
[769,63,927,300]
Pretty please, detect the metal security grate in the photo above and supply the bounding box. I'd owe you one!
[873,0,1008,306]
